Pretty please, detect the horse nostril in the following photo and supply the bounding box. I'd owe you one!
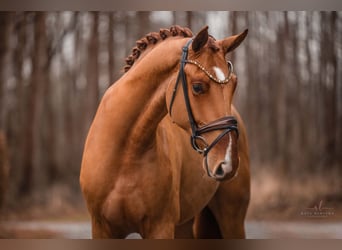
[214,164,225,177]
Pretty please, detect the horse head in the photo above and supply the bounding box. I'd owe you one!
[166,26,248,181]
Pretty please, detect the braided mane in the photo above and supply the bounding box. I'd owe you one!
[124,25,193,72]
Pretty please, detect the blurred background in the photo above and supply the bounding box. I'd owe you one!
[0,11,341,238]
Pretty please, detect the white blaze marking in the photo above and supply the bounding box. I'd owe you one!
[213,66,233,174]
[213,66,226,81]
[222,134,233,173]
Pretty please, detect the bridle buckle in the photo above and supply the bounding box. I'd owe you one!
[191,135,209,154]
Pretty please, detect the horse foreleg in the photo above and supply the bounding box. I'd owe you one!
[209,202,246,238]
[140,220,175,239]
[91,216,128,239]
[91,216,114,238]
[193,206,222,238]
[208,179,250,239]
[174,218,194,238]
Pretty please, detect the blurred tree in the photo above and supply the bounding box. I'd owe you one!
[85,12,100,127]
[0,131,9,209]
[108,12,115,84]
[20,12,48,195]
[136,12,150,38]
[0,12,12,130]
[186,11,193,28]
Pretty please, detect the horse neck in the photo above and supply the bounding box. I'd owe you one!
[124,80,167,154]
[115,39,184,154]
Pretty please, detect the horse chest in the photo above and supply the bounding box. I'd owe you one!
[105,142,218,224]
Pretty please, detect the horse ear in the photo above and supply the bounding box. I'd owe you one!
[192,26,209,52]
[222,29,248,54]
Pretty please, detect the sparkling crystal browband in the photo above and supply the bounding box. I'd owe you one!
[185,59,234,84]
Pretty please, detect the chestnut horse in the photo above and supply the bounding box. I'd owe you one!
[80,26,250,239]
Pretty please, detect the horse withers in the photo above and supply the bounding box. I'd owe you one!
[80,25,250,238]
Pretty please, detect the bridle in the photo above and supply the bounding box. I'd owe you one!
[169,38,239,178]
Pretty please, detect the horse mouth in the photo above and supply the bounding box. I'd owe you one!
[214,167,239,181]
[208,157,240,181]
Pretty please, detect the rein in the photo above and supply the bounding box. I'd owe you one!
[169,39,239,178]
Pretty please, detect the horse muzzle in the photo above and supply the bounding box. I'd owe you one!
[200,124,240,181]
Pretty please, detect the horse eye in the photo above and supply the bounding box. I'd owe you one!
[192,83,205,94]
